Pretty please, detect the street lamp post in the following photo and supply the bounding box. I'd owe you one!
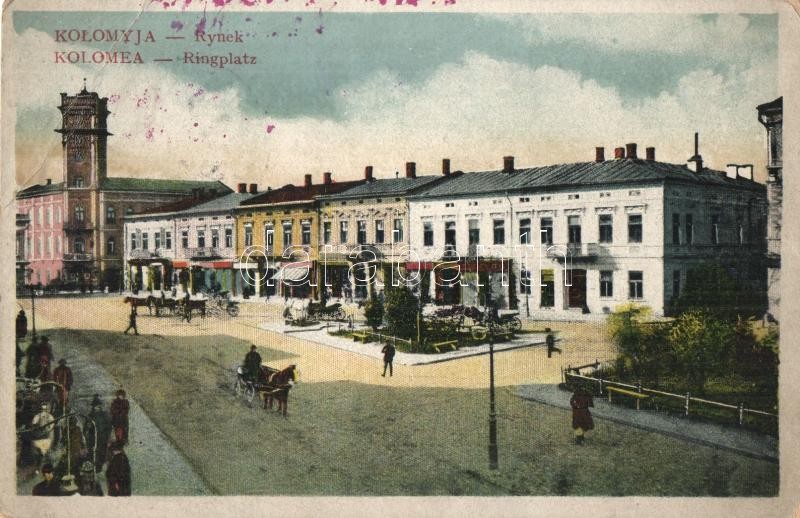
[488,324,498,470]
[30,285,37,340]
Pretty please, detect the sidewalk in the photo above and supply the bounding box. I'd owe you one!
[17,335,212,495]
[515,384,778,463]
[257,321,547,365]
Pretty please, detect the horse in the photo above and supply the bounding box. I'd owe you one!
[124,295,154,315]
[258,365,298,417]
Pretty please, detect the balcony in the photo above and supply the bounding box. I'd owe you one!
[129,249,160,260]
[543,243,599,261]
[187,247,222,260]
[63,221,93,232]
[63,252,94,262]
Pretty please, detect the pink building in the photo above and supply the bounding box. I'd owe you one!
[17,183,66,286]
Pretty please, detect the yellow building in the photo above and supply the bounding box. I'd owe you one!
[233,172,363,298]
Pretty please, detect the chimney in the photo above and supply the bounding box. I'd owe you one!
[614,147,625,159]
[595,147,605,162]
[737,164,754,181]
[46,178,52,185]
[687,132,703,172]
[645,147,655,161]
[625,143,638,159]
[304,174,312,188]
[323,172,332,185]
[237,183,247,194]
[364,166,374,182]
[726,164,738,179]
[249,183,258,194]
[405,162,416,179]
[442,158,451,176]
[503,156,515,173]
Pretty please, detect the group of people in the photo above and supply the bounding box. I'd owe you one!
[17,309,132,496]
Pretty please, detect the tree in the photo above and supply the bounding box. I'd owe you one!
[384,286,419,339]
[607,303,662,379]
[667,311,735,393]
[364,292,384,331]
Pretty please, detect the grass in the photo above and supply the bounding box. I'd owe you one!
[36,328,778,496]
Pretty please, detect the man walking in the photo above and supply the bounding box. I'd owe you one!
[570,386,594,445]
[87,394,112,472]
[545,328,561,358]
[106,441,131,496]
[110,389,130,445]
[123,307,139,335]
[52,359,74,411]
[182,292,192,323]
[381,342,395,377]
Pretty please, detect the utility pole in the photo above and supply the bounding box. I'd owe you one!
[488,323,498,470]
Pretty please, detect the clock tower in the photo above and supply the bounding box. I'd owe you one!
[55,80,111,189]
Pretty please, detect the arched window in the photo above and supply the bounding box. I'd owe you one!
[106,236,116,255]
[74,206,85,222]
[74,177,84,188]
[106,206,116,224]
[74,237,85,253]
[125,207,134,217]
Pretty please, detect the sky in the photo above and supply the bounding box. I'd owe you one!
[10,9,779,189]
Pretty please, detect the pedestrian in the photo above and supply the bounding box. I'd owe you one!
[24,336,40,379]
[110,389,130,445]
[67,416,87,477]
[182,292,192,323]
[52,359,74,410]
[87,394,112,472]
[16,309,28,340]
[31,403,55,467]
[106,441,131,496]
[381,342,395,377]
[545,328,561,358]
[570,386,594,445]
[123,307,139,335]
[78,461,103,496]
[32,463,60,496]
[243,345,262,382]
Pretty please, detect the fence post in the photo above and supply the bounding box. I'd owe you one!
[685,392,690,417]
[598,377,603,396]
[636,381,642,394]
[738,402,744,426]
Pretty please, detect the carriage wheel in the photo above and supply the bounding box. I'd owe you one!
[227,305,240,317]
[510,317,522,332]
[232,377,243,396]
[244,384,256,405]
[334,308,346,321]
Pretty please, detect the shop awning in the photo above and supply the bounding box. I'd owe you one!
[172,261,189,268]
[278,266,312,282]
[405,261,434,271]
[197,261,234,269]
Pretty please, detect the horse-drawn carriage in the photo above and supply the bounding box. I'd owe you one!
[232,364,298,416]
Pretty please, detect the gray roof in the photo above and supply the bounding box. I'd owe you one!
[17,181,64,199]
[171,191,258,215]
[317,174,447,200]
[101,177,231,194]
[411,159,764,199]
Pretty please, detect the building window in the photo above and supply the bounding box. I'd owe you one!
[685,214,694,244]
[444,221,456,247]
[155,232,161,249]
[265,225,274,248]
[130,233,137,250]
[182,230,190,248]
[244,226,252,247]
[423,222,434,247]
[600,271,613,298]
[56,236,61,254]
[323,222,332,244]
[672,214,681,244]
[142,232,149,250]
[209,229,218,248]
[339,220,348,243]
[568,216,581,244]
[468,219,480,245]
[628,214,643,243]
[196,229,205,248]
[599,215,613,243]
[107,237,115,255]
[672,270,681,299]
[74,177,84,188]
[356,220,367,245]
[166,231,173,249]
[47,236,53,257]
[519,218,531,244]
[74,237,85,254]
[540,269,555,308]
[47,206,52,226]
[106,206,116,224]
[520,268,532,295]
[125,207,134,216]
[74,206,85,223]
[540,217,553,245]
[711,214,720,244]
[374,220,385,244]
[223,228,231,248]
[628,271,644,299]
[283,222,293,247]
[393,219,404,243]
[493,219,505,245]
[302,222,312,245]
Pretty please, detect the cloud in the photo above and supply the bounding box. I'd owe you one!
[12,24,776,191]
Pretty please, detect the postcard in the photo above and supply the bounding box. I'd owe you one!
[2,0,798,516]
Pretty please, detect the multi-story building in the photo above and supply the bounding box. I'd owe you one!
[235,173,364,299]
[757,97,782,323]
[408,144,767,318]
[316,161,459,298]
[16,212,31,292]
[16,86,229,291]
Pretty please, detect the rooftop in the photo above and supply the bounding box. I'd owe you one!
[101,177,231,194]
[317,174,453,200]
[17,181,64,199]
[240,179,366,208]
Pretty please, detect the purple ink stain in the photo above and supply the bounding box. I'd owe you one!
[145,128,155,141]
[171,20,184,31]
[193,88,205,97]
[271,32,277,37]
[240,0,257,5]
[266,124,275,134]
[213,0,232,6]
[193,122,199,127]
[195,16,207,36]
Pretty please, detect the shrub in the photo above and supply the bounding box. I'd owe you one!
[384,286,419,339]
[667,311,735,393]
[364,293,385,331]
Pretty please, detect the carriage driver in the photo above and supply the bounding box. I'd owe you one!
[243,345,262,382]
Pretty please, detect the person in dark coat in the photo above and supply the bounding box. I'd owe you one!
[182,292,192,323]
[570,387,594,445]
[110,390,130,445]
[381,343,395,377]
[545,328,561,358]
[106,441,131,496]
[78,461,103,496]
[52,359,74,410]
[16,310,28,339]
[123,307,139,335]
[243,345,262,382]
[32,463,60,496]
[87,394,112,472]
